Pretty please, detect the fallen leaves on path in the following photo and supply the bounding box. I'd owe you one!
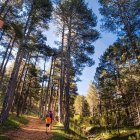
[6,117,53,140]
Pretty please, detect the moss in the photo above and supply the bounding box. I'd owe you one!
[51,123,87,140]
[0,115,28,133]
[0,135,10,140]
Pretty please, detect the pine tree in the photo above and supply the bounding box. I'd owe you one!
[55,0,99,131]
[86,82,99,117]
[99,0,140,60]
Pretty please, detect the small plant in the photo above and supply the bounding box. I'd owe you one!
[128,132,140,140]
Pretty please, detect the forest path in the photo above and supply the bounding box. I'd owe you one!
[6,116,53,140]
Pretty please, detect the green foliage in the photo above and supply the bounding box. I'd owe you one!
[99,0,140,59]
[0,115,28,139]
[0,135,10,140]
[74,95,90,117]
[51,123,87,140]
[128,132,140,140]
[86,82,99,117]
[0,115,28,133]
[55,0,99,77]
[94,41,140,128]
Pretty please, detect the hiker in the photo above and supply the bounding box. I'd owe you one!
[49,111,53,130]
[45,114,51,133]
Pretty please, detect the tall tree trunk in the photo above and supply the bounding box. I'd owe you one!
[0,37,12,73]
[20,77,32,116]
[134,92,140,125]
[44,57,53,116]
[53,84,59,113]
[13,53,30,114]
[39,57,47,118]
[116,63,130,120]
[0,37,16,83]
[48,85,54,112]
[47,58,56,112]
[19,54,38,116]
[58,23,65,123]
[64,17,72,131]
[0,2,34,123]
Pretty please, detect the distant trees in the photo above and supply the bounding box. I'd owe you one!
[86,82,99,117]
[95,41,140,130]
[74,95,90,117]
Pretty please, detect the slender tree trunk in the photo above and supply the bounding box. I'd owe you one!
[15,52,31,94]
[13,53,30,114]
[0,37,12,73]
[58,23,65,123]
[62,63,66,122]
[0,37,16,83]
[116,63,130,120]
[53,85,59,112]
[134,88,140,124]
[64,17,72,131]
[19,54,38,116]
[20,77,32,116]
[48,85,54,112]
[44,57,53,116]
[47,58,56,112]
[39,57,47,118]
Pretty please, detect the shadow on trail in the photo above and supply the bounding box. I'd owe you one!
[3,116,53,140]
[6,127,52,140]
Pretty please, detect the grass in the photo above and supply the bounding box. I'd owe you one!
[0,115,29,140]
[50,123,87,140]
[0,135,10,140]
[87,126,140,140]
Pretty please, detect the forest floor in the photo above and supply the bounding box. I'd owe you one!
[0,115,86,140]
[5,116,53,140]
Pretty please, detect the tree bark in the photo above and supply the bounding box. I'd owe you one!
[0,2,35,123]
[39,57,47,118]
[58,23,65,123]
[14,53,30,115]
[44,57,54,116]
[64,17,72,131]
[0,37,16,83]
[0,37,12,73]
[47,57,56,112]
[20,54,38,116]
[0,47,24,124]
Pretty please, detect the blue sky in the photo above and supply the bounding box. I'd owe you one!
[46,0,117,96]
[77,0,117,95]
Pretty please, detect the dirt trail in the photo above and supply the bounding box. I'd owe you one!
[6,117,53,140]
